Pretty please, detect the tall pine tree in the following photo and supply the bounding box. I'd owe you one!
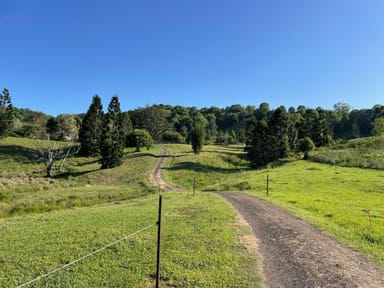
[191,119,206,154]
[0,88,14,138]
[78,95,104,156]
[100,96,125,169]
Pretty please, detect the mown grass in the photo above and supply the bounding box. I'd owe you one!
[165,144,384,269]
[309,135,384,169]
[0,192,260,287]
[0,137,161,217]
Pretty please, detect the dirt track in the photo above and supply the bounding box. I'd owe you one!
[149,147,183,191]
[152,148,384,287]
[218,192,384,288]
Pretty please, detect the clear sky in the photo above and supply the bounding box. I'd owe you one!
[1,0,384,116]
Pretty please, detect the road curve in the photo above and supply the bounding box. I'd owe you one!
[149,147,183,191]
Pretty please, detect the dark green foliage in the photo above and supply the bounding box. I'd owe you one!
[127,129,154,152]
[45,114,79,140]
[78,95,104,156]
[46,117,59,137]
[191,120,205,154]
[20,123,46,139]
[129,105,171,142]
[100,96,125,169]
[246,120,274,167]
[269,106,290,159]
[372,117,384,136]
[0,88,14,138]
[298,137,315,160]
[162,130,185,143]
[246,105,330,167]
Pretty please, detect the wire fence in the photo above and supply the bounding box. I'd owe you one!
[15,192,188,288]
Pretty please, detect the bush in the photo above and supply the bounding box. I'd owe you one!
[162,131,185,144]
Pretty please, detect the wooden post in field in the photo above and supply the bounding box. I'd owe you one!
[193,177,196,195]
[156,195,163,288]
[266,174,269,197]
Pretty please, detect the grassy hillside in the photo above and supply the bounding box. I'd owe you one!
[0,138,261,287]
[164,144,384,268]
[0,137,161,217]
[309,135,384,169]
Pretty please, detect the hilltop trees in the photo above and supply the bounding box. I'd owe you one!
[78,95,104,156]
[100,96,125,169]
[246,105,333,167]
[372,117,384,136]
[0,88,14,138]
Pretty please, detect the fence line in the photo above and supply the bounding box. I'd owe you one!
[16,192,188,288]
[16,222,156,288]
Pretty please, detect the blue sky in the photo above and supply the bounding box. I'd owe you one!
[1,0,384,116]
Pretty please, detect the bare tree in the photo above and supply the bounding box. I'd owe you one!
[34,140,80,177]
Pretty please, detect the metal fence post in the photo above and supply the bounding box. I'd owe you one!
[156,195,163,288]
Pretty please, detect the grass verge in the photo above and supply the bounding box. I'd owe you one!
[0,192,260,287]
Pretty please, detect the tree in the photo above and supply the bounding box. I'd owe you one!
[372,117,384,136]
[34,140,80,177]
[128,129,154,152]
[0,88,14,137]
[246,120,273,167]
[162,130,185,144]
[78,95,104,156]
[190,119,205,154]
[130,105,171,142]
[298,137,315,160]
[269,106,290,159]
[100,96,125,169]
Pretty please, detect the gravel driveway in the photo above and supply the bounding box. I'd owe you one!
[217,192,384,288]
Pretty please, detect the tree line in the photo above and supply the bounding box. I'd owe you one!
[2,88,384,169]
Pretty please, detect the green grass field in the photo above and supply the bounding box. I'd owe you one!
[0,137,162,217]
[0,138,261,287]
[164,144,384,268]
[0,193,260,287]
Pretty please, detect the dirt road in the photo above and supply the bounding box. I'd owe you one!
[218,192,384,288]
[149,147,183,191]
[151,148,384,287]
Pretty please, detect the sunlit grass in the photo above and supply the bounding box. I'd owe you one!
[0,137,162,217]
[165,144,384,268]
[0,192,260,287]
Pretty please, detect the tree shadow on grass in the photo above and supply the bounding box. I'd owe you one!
[52,168,100,179]
[0,145,35,163]
[165,161,250,174]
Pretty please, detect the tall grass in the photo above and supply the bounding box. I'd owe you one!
[309,136,384,169]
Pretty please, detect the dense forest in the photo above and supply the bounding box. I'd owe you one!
[2,89,384,167]
[6,101,384,144]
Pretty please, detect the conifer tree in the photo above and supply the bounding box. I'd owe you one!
[0,88,14,138]
[100,96,125,169]
[78,95,104,156]
[191,119,205,154]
